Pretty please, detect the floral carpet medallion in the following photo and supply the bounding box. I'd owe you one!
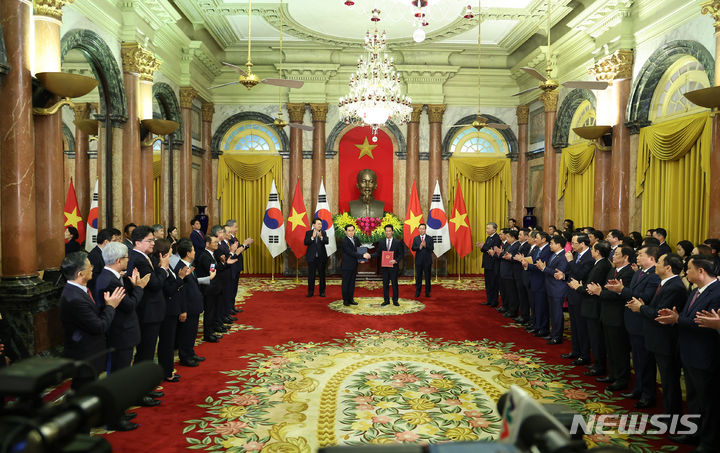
[183,329,675,453]
[328,297,425,316]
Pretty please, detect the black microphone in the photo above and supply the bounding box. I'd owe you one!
[518,415,586,453]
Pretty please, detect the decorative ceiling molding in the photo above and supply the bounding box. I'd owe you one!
[189,41,222,77]
[567,0,634,38]
[275,63,340,82]
[397,65,460,85]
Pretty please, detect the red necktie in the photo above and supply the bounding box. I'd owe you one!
[687,290,700,310]
[87,288,97,306]
[613,269,618,278]
[653,284,662,298]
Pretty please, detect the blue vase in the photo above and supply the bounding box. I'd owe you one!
[523,207,537,228]
[196,205,209,234]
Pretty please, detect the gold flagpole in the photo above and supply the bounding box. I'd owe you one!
[434,256,439,282]
[457,253,461,282]
[295,260,299,283]
[271,257,275,282]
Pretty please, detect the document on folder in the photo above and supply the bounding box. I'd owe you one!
[381,251,394,267]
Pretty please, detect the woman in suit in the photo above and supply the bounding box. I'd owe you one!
[65,226,82,255]
[167,226,179,245]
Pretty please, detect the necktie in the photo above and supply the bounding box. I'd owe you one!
[576,253,580,263]
[637,271,645,281]
[87,288,97,306]
[146,255,154,270]
[653,283,662,299]
[387,239,391,250]
[613,269,618,278]
[687,290,700,310]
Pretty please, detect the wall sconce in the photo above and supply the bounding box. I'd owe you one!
[140,119,179,146]
[74,118,99,135]
[683,85,720,116]
[573,125,612,150]
[33,72,98,115]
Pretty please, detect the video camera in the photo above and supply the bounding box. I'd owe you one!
[320,386,632,453]
[0,356,163,453]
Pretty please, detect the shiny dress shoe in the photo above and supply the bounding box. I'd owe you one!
[514,317,528,324]
[635,399,656,409]
[193,355,206,362]
[546,338,563,345]
[503,312,515,318]
[607,381,627,391]
[179,359,199,367]
[306,293,313,298]
[203,335,219,343]
[495,306,505,312]
[380,301,390,306]
[148,390,164,398]
[668,434,700,445]
[584,368,606,377]
[393,301,399,306]
[235,308,243,313]
[596,376,613,383]
[215,325,228,333]
[224,316,236,323]
[620,391,641,399]
[541,335,552,340]
[108,419,139,431]
[165,375,181,382]
[526,327,537,334]
[349,300,358,305]
[414,292,421,298]
[571,358,591,366]
[138,396,161,407]
[480,301,492,306]
[231,308,240,314]
[425,293,430,297]
[319,292,325,297]
[561,353,578,359]
[123,412,138,420]
[533,331,549,338]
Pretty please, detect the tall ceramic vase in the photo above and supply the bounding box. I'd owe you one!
[523,207,537,228]
[196,205,209,234]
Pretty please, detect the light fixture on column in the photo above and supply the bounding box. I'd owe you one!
[33,72,98,115]
[140,119,179,146]
[573,125,612,149]
[683,85,720,114]
[74,119,99,135]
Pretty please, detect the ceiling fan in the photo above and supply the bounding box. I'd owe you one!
[454,2,509,131]
[513,0,608,97]
[210,0,304,90]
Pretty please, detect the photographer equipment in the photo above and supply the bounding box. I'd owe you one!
[0,358,163,453]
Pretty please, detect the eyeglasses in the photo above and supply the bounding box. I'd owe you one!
[143,238,156,243]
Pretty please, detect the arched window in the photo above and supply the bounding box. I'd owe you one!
[649,55,710,122]
[450,126,509,156]
[567,99,596,145]
[220,120,282,154]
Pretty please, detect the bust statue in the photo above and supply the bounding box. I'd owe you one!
[348,169,385,218]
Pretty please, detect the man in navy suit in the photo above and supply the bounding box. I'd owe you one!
[479,222,502,307]
[225,220,251,314]
[340,224,371,306]
[512,228,532,324]
[652,227,672,257]
[195,235,221,343]
[627,253,687,416]
[60,252,124,390]
[304,218,329,297]
[372,225,404,306]
[606,245,661,408]
[190,217,205,257]
[523,231,552,337]
[214,225,239,325]
[557,233,595,365]
[87,228,117,294]
[537,235,568,344]
[657,255,720,452]
[175,239,209,368]
[411,223,434,298]
[497,229,520,318]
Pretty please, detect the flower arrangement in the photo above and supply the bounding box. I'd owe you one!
[334,212,403,244]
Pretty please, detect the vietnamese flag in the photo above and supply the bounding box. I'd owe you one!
[285,178,309,259]
[64,178,86,245]
[403,180,424,256]
[449,181,472,258]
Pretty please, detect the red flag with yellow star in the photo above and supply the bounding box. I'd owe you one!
[64,178,86,245]
[403,180,424,256]
[449,181,472,258]
[285,178,309,259]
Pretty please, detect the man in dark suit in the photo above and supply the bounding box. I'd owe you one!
[557,233,595,365]
[497,230,520,318]
[411,223,434,298]
[571,240,612,376]
[213,225,239,325]
[512,228,532,324]
[88,228,115,294]
[175,239,209,367]
[479,222,502,307]
[122,223,136,251]
[627,253,687,416]
[225,220,251,314]
[304,218,329,297]
[340,224,371,306]
[523,231,552,337]
[589,246,635,391]
[537,235,568,344]
[652,227,672,257]
[190,217,205,257]
[372,225,404,306]
[607,229,623,260]
[606,245,661,408]
[657,255,720,451]
[125,225,169,364]
[194,234,220,343]
[59,252,124,390]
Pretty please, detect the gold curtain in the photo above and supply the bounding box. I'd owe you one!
[217,154,283,273]
[152,154,161,224]
[448,157,512,274]
[636,112,711,246]
[557,142,595,227]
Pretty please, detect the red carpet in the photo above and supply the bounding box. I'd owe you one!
[98,277,687,453]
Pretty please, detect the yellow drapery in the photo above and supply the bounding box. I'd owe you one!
[448,157,512,274]
[636,111,711,246]
[217,154,283,273]
[557,142,595,227]
[152,154,161,224]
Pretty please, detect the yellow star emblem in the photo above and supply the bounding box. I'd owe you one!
[449,209,468,232]
[64,207,82,228]
[287,207,307,232]
[355,137,378,159]
[404,211,423,234]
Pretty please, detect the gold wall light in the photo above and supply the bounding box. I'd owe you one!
[573,125,613,151]
[33,72,98,115]
[683,85,720,116]
[140,119,179,146]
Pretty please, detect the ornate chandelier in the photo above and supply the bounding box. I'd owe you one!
[338,10,412,140]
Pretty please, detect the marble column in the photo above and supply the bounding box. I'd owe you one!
[701,1,720,237]
[516,105,530,220]
[287,103,306,194]
[310,103,328,204]
[427,104,446,206]
[540,90,559,228]
[140,143,154,225]
[593,149,611,232]
[406,104,423,201]
[72,103,92,218]
[120,44,141,227]
[202,102,214,221]
[0,0,38,277]
[179,87,197,236]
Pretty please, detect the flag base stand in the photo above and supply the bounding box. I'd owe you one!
[295,261,299,283]
[434,256,439,283]
[457,255,461,282]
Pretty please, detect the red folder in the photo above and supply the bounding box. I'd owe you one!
[381,251,394,267]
